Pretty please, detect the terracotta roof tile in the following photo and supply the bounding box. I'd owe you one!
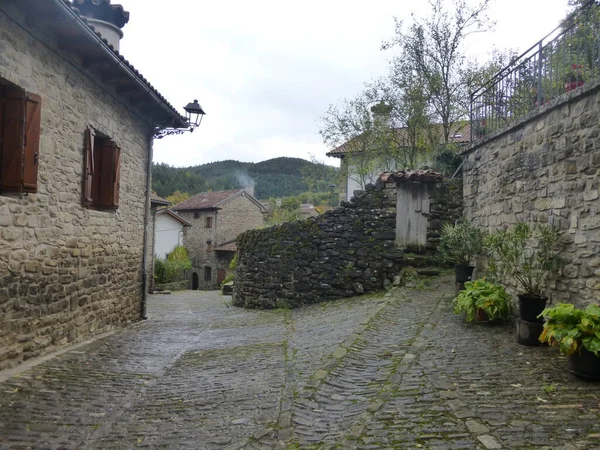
[151,193,170,205]
[215,241,237,252]
[380,169,444,183]
[171,189,244,211]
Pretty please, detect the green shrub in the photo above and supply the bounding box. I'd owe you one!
[154,246,192,284]
[453,279,513,322]
[539,303,600,356]
[439,220,484,266]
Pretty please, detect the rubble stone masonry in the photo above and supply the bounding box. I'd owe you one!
[463,80,600,306]
[0,6,152,368]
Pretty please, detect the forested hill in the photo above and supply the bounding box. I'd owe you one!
[152,157,338,200]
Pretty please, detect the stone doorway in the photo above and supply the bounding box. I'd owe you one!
[192,272,199,290]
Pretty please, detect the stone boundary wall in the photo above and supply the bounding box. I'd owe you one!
[232,179,462,309]
[462,81,600,306]
[154,280,188,292]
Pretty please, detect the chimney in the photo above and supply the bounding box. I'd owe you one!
[244,186,255,197]
[370,101,393,128]
[74,0,130,52]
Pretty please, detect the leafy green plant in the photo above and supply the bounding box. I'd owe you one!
[539,303,600,356]
[453,279,513,322]
[439,220,484,267]
[485,222,562,298]
[154,246,192,284]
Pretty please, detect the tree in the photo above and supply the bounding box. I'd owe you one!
[166,190,191,206]
[319,90,383,190]
[383,0,494,144]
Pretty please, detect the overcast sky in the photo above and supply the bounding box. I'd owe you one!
[117,0,571,168]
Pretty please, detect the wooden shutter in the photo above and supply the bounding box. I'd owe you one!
[97,140,119,210]
[22,92,41,192]
[112,145,121,208]
[83,127,95,206]
[1,88,25,192]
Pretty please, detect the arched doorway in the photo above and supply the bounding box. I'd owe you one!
[192,272,199,290]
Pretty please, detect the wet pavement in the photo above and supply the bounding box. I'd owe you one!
[0,275,599,449]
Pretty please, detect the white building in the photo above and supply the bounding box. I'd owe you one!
[154,210,192,259]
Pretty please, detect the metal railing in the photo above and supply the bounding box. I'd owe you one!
[470,0,600,143]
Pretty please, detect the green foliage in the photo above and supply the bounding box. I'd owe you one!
[539,303,600,356]
[485,222,562,297]
[439,220,484,266]
[152,157,338,200]
[165,190,191,206]
[453,279,513,322]
[229,253,238,270]
[154,246,192,284]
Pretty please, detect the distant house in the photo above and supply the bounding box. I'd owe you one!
[172,187,266,289]
[0,0,200,369]
[327,124,471,202]
[154,209,192,259]
[299,203,318,218]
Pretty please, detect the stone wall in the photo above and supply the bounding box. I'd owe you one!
[232,183,398,309]
[0,6,152,368]
[233,178,462,309]
[462,80,600,306]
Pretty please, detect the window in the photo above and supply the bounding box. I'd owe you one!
[206,240,213,252]
[0,82,41,194]
[83,126,121,210]
[194,211,200,219]
[205,216,212,228]
[204,266,212,281]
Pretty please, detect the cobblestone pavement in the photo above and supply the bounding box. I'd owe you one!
[1,276,600,449]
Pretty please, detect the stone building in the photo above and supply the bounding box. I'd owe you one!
[172,188,266,289]
[0,0,198,369]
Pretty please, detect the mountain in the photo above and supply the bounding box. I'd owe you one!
[152,157,338,200]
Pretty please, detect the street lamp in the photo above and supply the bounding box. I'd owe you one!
[183,99,206,130]
[154,99,206,139]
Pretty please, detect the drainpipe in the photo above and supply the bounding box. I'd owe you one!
[140,131,153,320]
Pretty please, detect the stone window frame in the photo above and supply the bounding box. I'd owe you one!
[82,126,121,211]
[205,216,213,228]
[194,211,200,219]
[204,266,212,281]
[0,79,41,195]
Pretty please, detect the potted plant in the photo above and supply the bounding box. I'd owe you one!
[485,222,562,323]
[539,303,600,381]
[453,279,513,323]
[564,64,585,92]
[439,220,484,284]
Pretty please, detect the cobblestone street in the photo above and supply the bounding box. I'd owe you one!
[1,275,599,449]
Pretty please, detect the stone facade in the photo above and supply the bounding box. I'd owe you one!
[462,80,600,306]
[176,190,265,290]
[0,3,178,369]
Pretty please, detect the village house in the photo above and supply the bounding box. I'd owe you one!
[154,208,192,260]
[172,187,266,289]
[327,114,470,202]
[0,0,203,369]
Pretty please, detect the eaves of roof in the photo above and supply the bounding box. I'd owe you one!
[20,0,189,130]
[157,209,192,227]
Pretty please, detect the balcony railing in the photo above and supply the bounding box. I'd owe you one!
[470,0,600,144]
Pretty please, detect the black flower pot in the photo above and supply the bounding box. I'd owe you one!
[518,294,548,323]
[455,265,475,284]
[569,348,600,381]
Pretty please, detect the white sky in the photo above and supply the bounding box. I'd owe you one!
[117,0,571,168]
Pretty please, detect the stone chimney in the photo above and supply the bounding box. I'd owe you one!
[244,186,255,197]
[370,101,393,128]
[74,0,130,51]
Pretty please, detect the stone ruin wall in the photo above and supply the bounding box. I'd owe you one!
[232,179,462,309]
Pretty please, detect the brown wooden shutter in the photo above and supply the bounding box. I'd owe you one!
[112,145,121,208]
[0,88,25,192]
[83,127,95,206]
[97,140,117,209]
[22,92,41,193]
